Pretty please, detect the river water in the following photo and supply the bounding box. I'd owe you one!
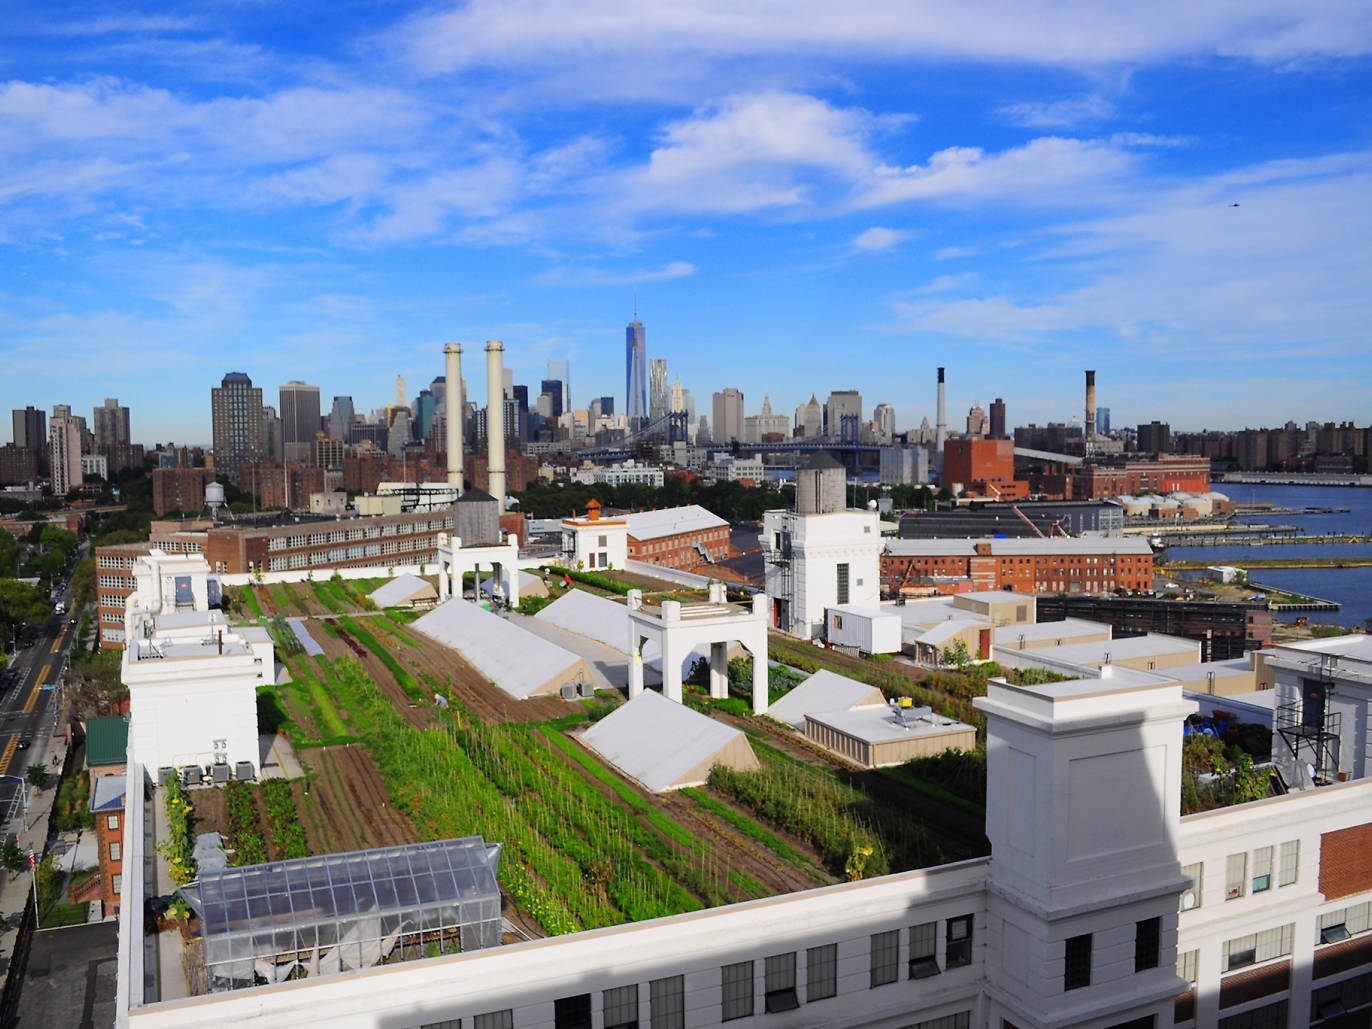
[1166,484,1372,628]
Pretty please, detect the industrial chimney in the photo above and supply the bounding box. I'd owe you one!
[444,343,464,493]
[935,367,947,471]
[1085,369,1096,440]
[485,340,506,513]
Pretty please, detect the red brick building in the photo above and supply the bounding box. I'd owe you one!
[623,505,732,571]
[1030,456,1212,501]
[151,466,216,515]
[882,537,1154,595]
[202,509,453,574]
[942,438,1028,499]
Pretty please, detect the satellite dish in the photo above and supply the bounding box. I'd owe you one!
[867,499,878,510]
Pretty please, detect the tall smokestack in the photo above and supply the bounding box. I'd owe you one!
[444,343,464,493]
[934,366,947,470]
[485,340,506,513]
[1085,369,1096,440]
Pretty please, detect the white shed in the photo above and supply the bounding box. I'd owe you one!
[368,574,439,609]
[767,669,888,731]
[824,605,903,655]
[580,690,760,792]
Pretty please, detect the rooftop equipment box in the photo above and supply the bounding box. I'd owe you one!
[825,605,903,655]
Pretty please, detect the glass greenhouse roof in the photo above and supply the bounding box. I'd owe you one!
[179,836,503,994]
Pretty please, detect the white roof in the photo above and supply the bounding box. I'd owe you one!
[768,669,886,730]
[535,588,629,651]
[806,705,973,745]
[369,574,437,608]
[479,570,543,593]
[1270,634,1372,665]
[623,505,728,541]
[827,604,902,623]
[1159,659,1254,682]
[884,597,966,628]
[1022,633,1199,667]
[581,691,755,792]
[412,599,585,699]
[916,619,985,646]
[884,537,1152,557]
[992,618,1111,645]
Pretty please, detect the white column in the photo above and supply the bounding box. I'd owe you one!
[444,343,464,492]
[485,340,505,513]
[628,636,644,699]
[709,641,728,699]
[750,633,768,715]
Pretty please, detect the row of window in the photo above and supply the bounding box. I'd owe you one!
[98,575,129,589]
[413,920,976,1029]
[1223,841,1300,902]
[264,518,454,552]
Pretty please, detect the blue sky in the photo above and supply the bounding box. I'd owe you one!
[2,1,1370,445]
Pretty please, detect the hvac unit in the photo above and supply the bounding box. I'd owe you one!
[212,763,232,784]
[158,767,177,787]
[235,761,255,781]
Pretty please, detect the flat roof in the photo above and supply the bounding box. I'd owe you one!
[623,505,728,541]
[1159,658,1254,681]
[994,665,1179,703]
[992,618,1111,645]
[884,537,1152,557]
[806,705,973,744]
[768,670,886,730]
[1007,633,1199,666]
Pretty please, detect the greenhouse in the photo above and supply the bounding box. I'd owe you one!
[178,836,503,994]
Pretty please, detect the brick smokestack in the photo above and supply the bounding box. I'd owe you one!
[485,340,505,513]
[444,343,464,492]
[1085,370,1096,440]
[935,366,947,471]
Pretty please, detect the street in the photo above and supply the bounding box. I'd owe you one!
[0,579,78,832]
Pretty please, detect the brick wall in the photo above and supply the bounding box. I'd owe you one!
[1321,824,1372,900]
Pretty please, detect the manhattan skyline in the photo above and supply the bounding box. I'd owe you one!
[2,1,1370,441]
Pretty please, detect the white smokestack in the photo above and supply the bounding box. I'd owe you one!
[1085,369,1096,440]
[485,340,505,513]
[935,366,947,470]
[444,343,464,492]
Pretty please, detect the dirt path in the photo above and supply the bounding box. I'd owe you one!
[298,745,414,852]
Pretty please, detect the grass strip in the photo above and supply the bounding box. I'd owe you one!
[680,788,804,865]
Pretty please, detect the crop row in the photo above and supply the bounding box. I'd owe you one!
[326,657,747,934]
[159,778,198,885]
[338,616,424,701]
[261,779,310,859]
[225,780,269,866]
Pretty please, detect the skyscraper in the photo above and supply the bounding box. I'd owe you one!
[873,403,896,442]
[825,390,863,443]
[395,375,407,408]
[625,319,647,426]
[989,398,1007,439]
[278,381,321,464]
[546,359,570,413]
[328,396,355,442]
[649,358,668,424]
[1096,407,1112,436]
[711,388,744,444]
[49,415,83,495]
[795,395,822,439]
[92,398,130,448]
[262,404,283,463]
[211,372,265,483]
[11,406,45,450]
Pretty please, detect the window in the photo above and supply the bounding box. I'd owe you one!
[1319,902,1372,944]
[107,814,120,831]
[109,841,121,862]
[1222,924,1294,971]
[554,994,591,1029]
[1177,949,1198,985]
[764,952,799,1013]
[1226,852,1247,900]
[649,975,684,1029]
[1135,917,1160,972]
[1218,1000,1287,1029]
[836,563,850,605]
[603,985,638,1029]
[871,930,900,987]
[421,1021,461,1029]
[1180,862,1203,910]
[1278,840,1299,886]
[1252,846,1273,892]
[111,873,122,895]
[722,960,754,1021]
[1064,934,1092,991]
[806,944,837,1002]
[946,915,973,968]
[472,1013,513,1029]
[908,1016,971,1029]
[909,922,939,979]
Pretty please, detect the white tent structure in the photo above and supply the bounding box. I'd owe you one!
[480,570,548,600]
[580,690,760,792]
[412,600,594,700]
[535,589,741,682]
[766,669,888,731]
[368,574,439,609]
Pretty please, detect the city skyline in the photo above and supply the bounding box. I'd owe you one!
[2,2,1370,440]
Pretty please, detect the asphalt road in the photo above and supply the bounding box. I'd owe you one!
[0,559,84,829]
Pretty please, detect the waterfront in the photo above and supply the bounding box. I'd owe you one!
[1167,484,1372,629]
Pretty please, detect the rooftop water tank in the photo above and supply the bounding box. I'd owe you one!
[454,488,501,546]
[796,451,846,514]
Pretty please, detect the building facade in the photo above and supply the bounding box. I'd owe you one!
[49,414,84,494]
[712,389,745,444]
[210,372,265,484]
[278,381,321,464]
[883,537,1154,595]
[626,321,647,425]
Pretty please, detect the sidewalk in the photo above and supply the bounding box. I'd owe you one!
[0,724,71,979]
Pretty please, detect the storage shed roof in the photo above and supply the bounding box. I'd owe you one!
[368,574,438,608]
[767,669,886,730]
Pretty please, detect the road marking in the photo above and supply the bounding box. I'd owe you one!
[37,663,50,686]
[22,686,38,714]
[0,736,14,777]
[50,636,60,653]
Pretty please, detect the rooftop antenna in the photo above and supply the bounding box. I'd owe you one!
[633,290,638,321]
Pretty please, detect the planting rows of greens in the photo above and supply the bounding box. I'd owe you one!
[338,616,424,701]
[159,779,198,885]
[225,781,269,865]
[225,779,311,864]
[261,779,310,859]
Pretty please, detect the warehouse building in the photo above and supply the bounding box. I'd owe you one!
[882,537,1154,595]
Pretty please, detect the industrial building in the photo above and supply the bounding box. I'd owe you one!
[1034,595,1273,660]
[113,632,1372,1029]
[940,438,1027,499]
[623,504,731,569]
[897,500,1125,539]
[882,537,1154,596]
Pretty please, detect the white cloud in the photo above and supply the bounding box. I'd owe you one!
[538,260,697,286]
[852,227,912,251]
[915,272,978,293]
[998,95,1115,128]
[935,246,975,260]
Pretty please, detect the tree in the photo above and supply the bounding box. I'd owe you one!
[26,764,47,790]
[943,638,971,669]
[0,579,50,650]
[0,840,22,873]
[67,650,127,717]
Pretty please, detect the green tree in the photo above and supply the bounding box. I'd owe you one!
[943,638,971,669]
[0,578,49,650]
[67,650,127,717]
[0,840,22,873]
[26,764,47,790]
[0,531,20,578]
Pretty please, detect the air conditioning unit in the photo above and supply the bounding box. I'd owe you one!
[212,763,231,784]
[235,761,255,781]
[158,767,176,787]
